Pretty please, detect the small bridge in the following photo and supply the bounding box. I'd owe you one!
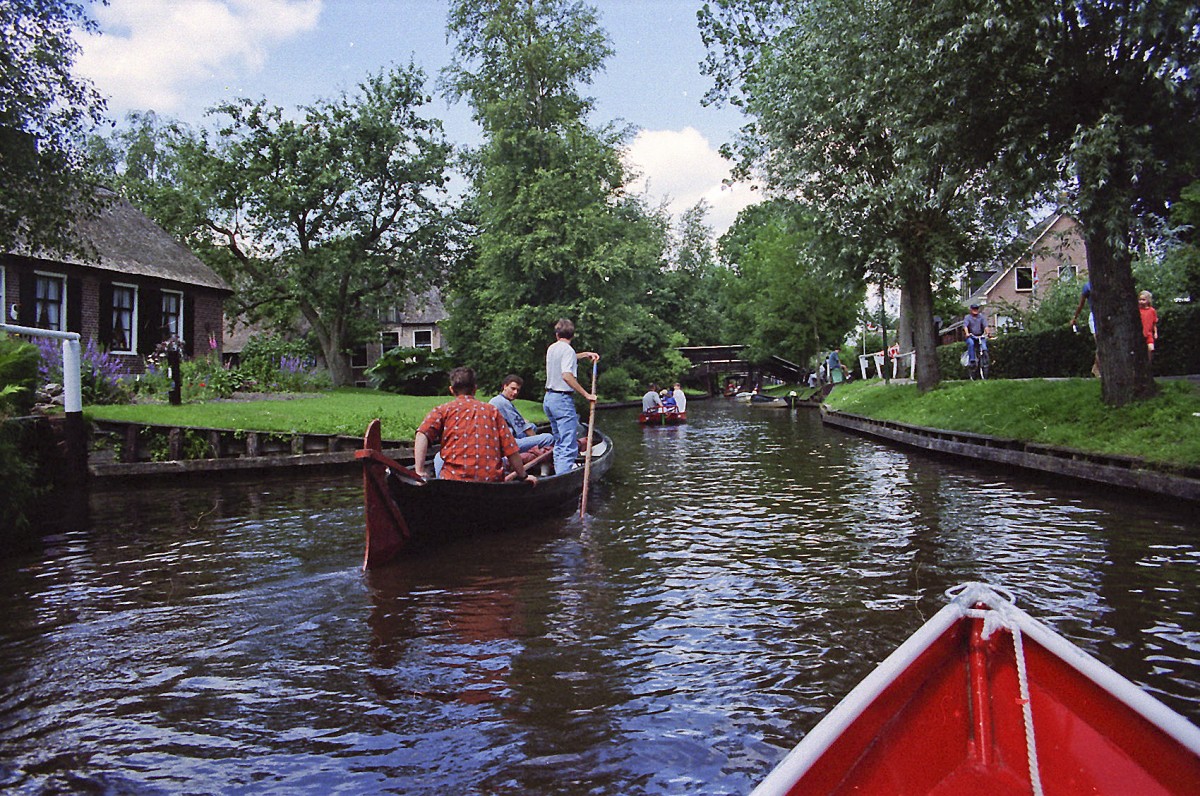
[677,345,806,392]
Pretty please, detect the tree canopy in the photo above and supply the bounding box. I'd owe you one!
[702,0,1200,404]
[1,0,107,254]
[439,0,687,393]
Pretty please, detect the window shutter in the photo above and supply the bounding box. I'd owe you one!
[18,270,35,326]
[98,282,114,347]
[139,286,161,355]
[183,294,195,357]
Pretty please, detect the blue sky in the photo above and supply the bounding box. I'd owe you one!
[76,0,759,234]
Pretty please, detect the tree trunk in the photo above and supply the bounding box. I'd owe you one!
[1082,226,1157,406]
[303,307,356,388]
[898,245,941,392]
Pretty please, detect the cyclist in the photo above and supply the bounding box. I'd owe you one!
[963,303,989,371]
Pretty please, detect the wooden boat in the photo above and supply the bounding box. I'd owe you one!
[638,409,686,425]
[749,393,788,408]
[753,582,1200,796]
[356,419,615,569]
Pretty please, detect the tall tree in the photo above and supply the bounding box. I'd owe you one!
[1,0,107,254]
[700,0,1014,392]
[183,68,455,386]
[440,0,666,388]
[912,0,1200,405]
[718,199,864,365]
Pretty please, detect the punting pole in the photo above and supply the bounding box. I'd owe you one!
[579,359,598,517]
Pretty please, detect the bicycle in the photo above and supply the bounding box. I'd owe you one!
[965,334,990,381]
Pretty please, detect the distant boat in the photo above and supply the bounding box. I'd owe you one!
[638,410,686,426]
[357,419,615,568]
[752,582,1200,796]
[749,394,788,408]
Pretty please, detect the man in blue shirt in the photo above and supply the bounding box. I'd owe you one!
[963,303,989,365]
[490,375,556,453]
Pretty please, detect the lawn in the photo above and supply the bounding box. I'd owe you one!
[85,388,551,441]
[824,378,1200,468]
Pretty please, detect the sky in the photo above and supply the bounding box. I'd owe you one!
[75,0,761,236]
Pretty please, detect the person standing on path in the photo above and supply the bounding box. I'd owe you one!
[1071,281,1100,377]
[1138,291,1159,364]
[543,318,599,475]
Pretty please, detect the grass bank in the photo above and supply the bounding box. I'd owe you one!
[824,378,1200,468]
[85,388,551,440]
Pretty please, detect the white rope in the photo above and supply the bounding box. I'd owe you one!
[952,585,1044,796]
[1011,624,1045,796]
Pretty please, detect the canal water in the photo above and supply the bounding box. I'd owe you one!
[1,399,1197,794]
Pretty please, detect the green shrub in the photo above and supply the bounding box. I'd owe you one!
[937,326,1096,380]
[598,365,636,401]
[238,334,329,392]
[367,346,454,395]
[935,304,1200,379]
[1155,303,1200,377]
[0,335,40,415]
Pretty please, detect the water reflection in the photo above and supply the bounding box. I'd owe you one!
[0,401,1196,794]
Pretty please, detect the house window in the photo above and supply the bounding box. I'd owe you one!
[350,344,369,368]
[413,328,433,350]
[380,331,401,351]
[1058,264,1076,280]
[1015,266,1034,292]
[34,273,66,331]
[111,284,138,353]
[162,290,184,341]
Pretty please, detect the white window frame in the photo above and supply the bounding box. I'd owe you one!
[379,330,401,351]
[111,282,138,354]
[412,328,433,350]
[34,271,67,331]
[161,289,184,342]
[1014,266,1034,292]
[1058,263,1076,280]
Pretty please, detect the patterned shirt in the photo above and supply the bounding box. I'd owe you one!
[417,395,520,482]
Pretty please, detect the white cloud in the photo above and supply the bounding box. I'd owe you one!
[77,0,323,112]
[624,127,760,237]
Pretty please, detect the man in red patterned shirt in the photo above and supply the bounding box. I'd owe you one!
[413,367,537,484]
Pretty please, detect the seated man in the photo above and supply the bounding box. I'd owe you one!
[672,382,687,413]
[660,389,678,412]
[489,374,557,453]
[642,383,663,413]
[413,366,536,485]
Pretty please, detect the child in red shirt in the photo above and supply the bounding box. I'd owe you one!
[1138,291,1159,363]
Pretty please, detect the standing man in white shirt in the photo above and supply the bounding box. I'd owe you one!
[543,318,600,475]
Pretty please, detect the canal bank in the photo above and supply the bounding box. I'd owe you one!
[821,406,1200,503]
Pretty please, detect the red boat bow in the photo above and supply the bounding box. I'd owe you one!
[753,583,1200,795]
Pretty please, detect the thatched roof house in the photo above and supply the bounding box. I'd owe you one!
[2,187,232,370]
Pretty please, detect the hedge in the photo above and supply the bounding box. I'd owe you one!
[936,302,1200,380]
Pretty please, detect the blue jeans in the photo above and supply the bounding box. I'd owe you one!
[966,335,988,363]
[543,392,579,475]
[517,432,557,453]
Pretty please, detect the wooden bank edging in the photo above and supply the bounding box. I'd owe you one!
[88,418,413,483]
[820,407,1200,503]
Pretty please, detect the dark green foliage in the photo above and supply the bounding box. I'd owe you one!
[937,328,1092,380]
[597,365,637,402]
[367,346,455,395]
[1,1,107,255]
[940,304,1199,380]
[1155,304,1200,377]
[0,336,40,416]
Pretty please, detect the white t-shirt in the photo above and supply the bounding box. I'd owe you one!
[673,388,687,412]
[545,338,577,392]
